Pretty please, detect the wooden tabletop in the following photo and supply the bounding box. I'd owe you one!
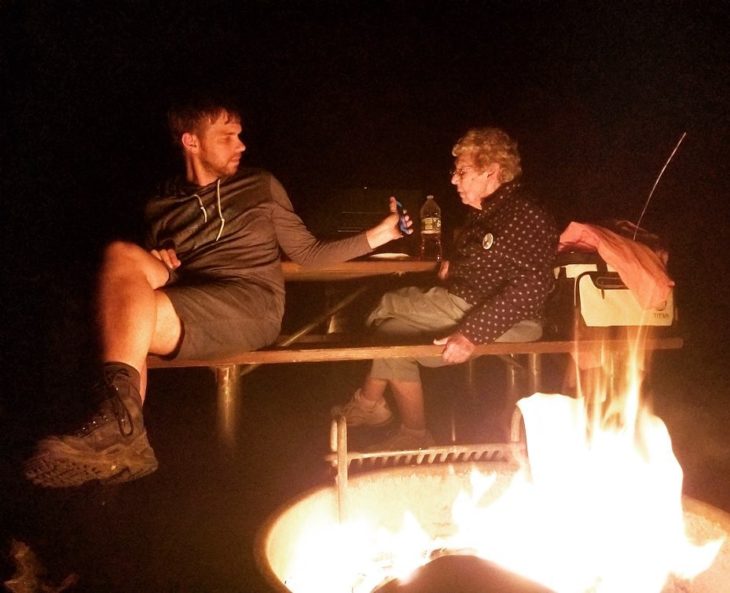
[281,257,437,281]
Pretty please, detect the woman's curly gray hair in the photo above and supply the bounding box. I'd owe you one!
[452,127,522,183]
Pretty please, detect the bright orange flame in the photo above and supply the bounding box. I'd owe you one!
[279,346,724,593]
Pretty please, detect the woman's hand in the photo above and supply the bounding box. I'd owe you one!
[433,331,475,364]
[438,260,450,280]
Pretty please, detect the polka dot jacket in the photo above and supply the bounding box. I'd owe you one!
[447,180,559,344]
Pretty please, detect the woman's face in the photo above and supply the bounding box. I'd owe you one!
[450,154,495,209]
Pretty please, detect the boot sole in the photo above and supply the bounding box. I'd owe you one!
[24,432,159,488]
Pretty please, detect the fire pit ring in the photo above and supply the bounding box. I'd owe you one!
[255,462,730,593]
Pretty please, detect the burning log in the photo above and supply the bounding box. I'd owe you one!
[373,554,555,593]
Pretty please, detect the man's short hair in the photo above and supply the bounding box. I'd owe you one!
[452,127,522,183]
[166,94,242,144]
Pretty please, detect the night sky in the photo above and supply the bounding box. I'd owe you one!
[3,1,729,377]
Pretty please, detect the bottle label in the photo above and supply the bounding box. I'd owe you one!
[421,217,441,234]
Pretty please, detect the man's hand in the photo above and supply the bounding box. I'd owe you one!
[438,260,450,280]
[433,331,475,364]
[365,196,413,249]
[150,247,181,273]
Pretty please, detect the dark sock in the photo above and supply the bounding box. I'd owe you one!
[103,361,141,394]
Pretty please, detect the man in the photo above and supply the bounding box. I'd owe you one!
[332,127,558,450]
[24,96,408,487]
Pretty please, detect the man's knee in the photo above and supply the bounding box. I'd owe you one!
[102,241,167,286]
[103,240,147,267]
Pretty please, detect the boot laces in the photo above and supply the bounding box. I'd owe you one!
[75,381,134,438]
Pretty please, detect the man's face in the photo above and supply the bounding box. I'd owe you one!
[194,113,245,179]
[450,153,492,209]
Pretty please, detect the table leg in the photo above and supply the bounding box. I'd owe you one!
[215,364,240,447]
[527,353,541,394]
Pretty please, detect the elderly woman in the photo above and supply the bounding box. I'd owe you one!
[332,127,559,450]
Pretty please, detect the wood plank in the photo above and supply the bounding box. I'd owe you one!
[147,337,683,369]
[282,259,436,281]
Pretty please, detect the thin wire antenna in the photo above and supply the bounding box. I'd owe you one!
[633,132,687,240]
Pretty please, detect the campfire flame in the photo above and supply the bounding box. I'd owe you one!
[281,348,724,593]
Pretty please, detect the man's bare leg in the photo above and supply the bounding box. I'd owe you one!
[23,240,178,487]
[97,241,182,400]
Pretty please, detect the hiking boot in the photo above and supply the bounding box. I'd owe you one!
[365,426,435,452]
[24,366,158,488]
[331,389,394,427]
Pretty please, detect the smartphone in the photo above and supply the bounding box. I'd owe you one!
[396,200,413,235]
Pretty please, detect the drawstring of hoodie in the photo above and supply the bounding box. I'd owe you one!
[190,178,226,241]
[214,178,225,241]
[194,194,208,222]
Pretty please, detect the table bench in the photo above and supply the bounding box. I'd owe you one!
[146,258,683,442]
[147,335,683,443]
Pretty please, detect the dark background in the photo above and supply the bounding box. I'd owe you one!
[4,0,729,422]
[4,1,728,254]
[2,1,729,592]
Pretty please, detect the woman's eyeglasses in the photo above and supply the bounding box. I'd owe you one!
[450,166,478,179]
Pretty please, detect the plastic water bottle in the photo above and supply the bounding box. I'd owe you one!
[419,195,442,261]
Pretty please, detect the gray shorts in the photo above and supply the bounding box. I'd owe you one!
[162,279,283,360]
[368,285,542,382]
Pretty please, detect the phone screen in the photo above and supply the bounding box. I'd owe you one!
[396,201,412,234]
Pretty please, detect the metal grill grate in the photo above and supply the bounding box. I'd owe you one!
[324,442,518,469]
[325,413,526,521]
